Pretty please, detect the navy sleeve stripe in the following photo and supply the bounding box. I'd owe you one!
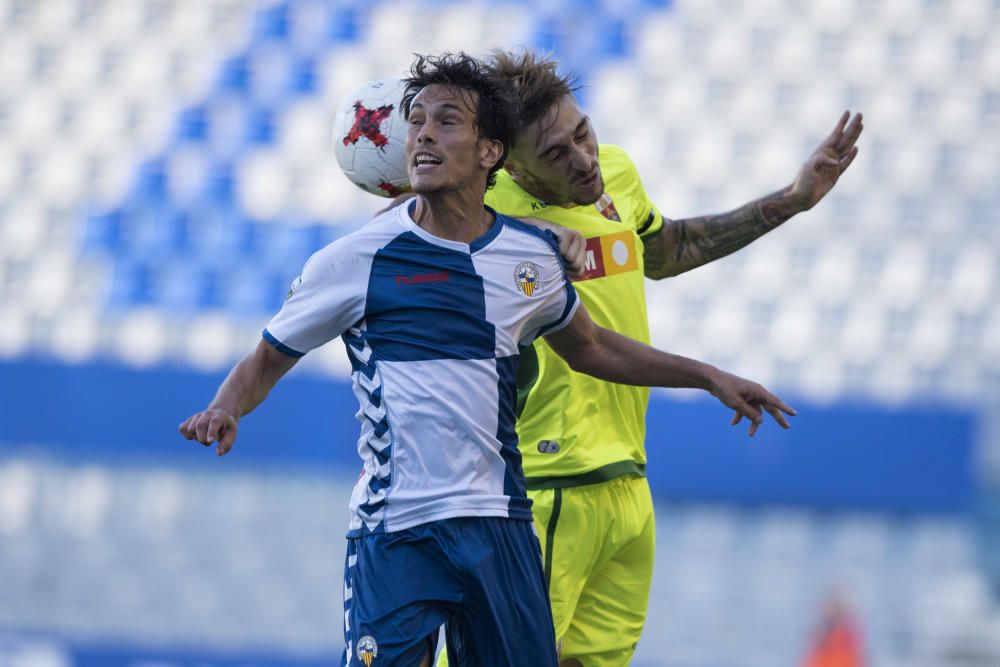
[537,287,580,338]
[262,329,306,358]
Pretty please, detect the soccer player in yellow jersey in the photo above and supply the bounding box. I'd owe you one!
[434,50,863,667]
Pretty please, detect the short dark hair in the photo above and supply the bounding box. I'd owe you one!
[490,49,580,131]
[401,52,519,190]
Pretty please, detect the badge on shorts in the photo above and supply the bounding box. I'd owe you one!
[358,636,378,665]
[537,440,560,454]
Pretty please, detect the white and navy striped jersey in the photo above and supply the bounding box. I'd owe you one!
[264,201,579,536]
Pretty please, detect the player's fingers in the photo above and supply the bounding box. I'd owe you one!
[216,425,237,456]
[839,146,859,173]
[570,233,586,262]
[757,389,796,417]
[191,415,207,444]
[561,233,586,278]
[822,110,850,148]
[731,411,742,426]
[765,404,791,429]
[565,246,586,277]
[206,414,231,445]
[837,114,864,151]
[732,398,762,428]
[178,416,195,439]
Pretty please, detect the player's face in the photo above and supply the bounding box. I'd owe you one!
[405,84,502,195]
[507,96,602,206]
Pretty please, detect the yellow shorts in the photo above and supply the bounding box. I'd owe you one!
[436,474,655,667]
[534,474,655,666]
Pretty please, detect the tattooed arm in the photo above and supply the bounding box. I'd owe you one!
[644,188,804,279]
[644,111,864,280]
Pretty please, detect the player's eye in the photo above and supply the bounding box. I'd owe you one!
[575,130,588,141]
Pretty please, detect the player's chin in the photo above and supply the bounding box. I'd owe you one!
[571,180,604,205]
[570,171,604,206]
[408,174,440,194]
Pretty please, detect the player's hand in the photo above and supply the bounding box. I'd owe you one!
[179,408,239,456]
[516,217,586,279]
[788,110,863,212]
[539,222,586,279]
[554,226,586,279]
[707,369,796,437]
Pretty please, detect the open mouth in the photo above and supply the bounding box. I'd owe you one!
[576,169,600,189]
[412,152,443,168]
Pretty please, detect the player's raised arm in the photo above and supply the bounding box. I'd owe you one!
[178,339,299,456]
[544,306,796,436]
[643,111,864,279]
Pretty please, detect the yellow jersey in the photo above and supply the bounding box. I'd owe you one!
[485,145,664,488]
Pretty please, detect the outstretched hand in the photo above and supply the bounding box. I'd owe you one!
[790,111,863,211]
[708,370,796,437]
[179,408,239,456]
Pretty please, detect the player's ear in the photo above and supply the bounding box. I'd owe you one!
[479,138,504,172]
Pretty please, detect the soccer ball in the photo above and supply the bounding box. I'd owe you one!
[332,78,411,198]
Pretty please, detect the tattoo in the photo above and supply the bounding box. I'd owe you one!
[643,187,802,279]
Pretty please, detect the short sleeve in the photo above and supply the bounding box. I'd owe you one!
[515,228,581,345]
[635,203,664,242]
[604,144,665,244]
[263,240,369,357]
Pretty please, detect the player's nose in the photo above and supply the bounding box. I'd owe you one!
[415,123,436,144]
[568,144,594,172]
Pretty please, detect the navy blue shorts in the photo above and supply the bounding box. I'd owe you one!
[340,516,558,667]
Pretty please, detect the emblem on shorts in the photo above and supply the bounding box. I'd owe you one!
[514,261,541,297]
[357,636,378,666]
[537,440,560,454]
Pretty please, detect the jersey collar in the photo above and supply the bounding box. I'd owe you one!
[400,199,504,254]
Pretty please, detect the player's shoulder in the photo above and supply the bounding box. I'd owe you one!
[305,206,408,270]
[495,211,560,257]
[598,144,640,179]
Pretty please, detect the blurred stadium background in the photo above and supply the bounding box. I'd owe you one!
[0,0,998,665]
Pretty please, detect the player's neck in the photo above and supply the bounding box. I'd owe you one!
[508,171,575,209]
[413,190,493,244]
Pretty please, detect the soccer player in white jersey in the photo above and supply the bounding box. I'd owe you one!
[179,52,794,667]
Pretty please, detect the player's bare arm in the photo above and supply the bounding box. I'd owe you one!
[545,306,795,436]
[178,340,299,456]
[644,110,863,279]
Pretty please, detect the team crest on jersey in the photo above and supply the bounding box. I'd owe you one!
[514,261,541,296]
[357,636,378,666]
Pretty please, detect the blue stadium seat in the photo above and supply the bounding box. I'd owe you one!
[327,7,363,42]
[216,53,252,94]
[251,3,291,44]
[175,104,209,142]
[288,56,318,94]
[245,106,276,145]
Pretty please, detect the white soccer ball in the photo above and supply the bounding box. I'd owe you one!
[332,78,411,198]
